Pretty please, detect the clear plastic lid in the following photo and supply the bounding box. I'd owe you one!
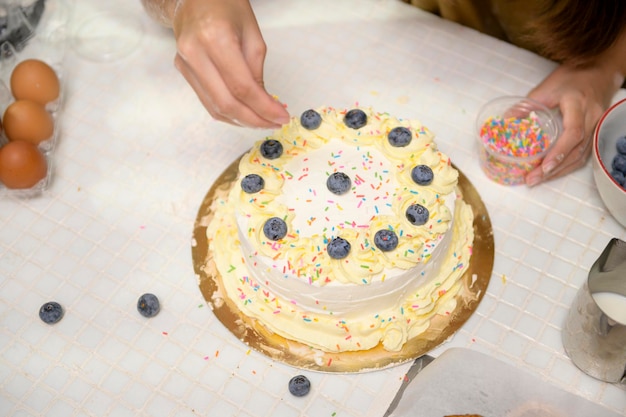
[70,9,144,62]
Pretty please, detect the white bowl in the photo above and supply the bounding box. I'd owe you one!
[592,98,626,227]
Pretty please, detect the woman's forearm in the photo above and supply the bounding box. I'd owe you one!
[140,0,178,27]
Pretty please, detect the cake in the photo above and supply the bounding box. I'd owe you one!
[206,106,474,353]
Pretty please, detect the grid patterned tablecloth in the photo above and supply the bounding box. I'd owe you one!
[1,0,625,416]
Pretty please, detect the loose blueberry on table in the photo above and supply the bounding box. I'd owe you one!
[39,301,63,324]
[137,293,160,318]
[288,375,311,397]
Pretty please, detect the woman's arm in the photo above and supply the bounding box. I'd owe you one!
[141,0,290,128]
[140,0,177,27]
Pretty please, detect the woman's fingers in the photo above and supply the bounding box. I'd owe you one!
[174,53,281,128]
[171,0,290,128]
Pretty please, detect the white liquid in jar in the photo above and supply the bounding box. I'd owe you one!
[592,292,626,325]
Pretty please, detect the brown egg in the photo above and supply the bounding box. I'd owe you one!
[0,140,48,189]
[3,99,54,144]
[10,59,60,105]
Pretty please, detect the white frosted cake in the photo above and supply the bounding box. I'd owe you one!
[207,106,474,352]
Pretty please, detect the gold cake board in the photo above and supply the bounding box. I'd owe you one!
[192,155,494,373]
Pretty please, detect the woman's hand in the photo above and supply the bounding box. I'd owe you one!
[525,62,623,186]
[170,0,290,128]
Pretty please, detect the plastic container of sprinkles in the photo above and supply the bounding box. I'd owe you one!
[475,96,560,185]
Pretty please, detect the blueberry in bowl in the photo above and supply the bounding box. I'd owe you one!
[592,97,626,227]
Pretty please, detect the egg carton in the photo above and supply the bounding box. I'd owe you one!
[0,0,69,198]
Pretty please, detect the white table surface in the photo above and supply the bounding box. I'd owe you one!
[1,0,626,416]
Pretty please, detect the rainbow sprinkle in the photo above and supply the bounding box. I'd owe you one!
[478,112,552,185]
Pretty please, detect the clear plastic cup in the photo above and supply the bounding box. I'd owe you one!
[70,10,144,62]
[475,96,560,185]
